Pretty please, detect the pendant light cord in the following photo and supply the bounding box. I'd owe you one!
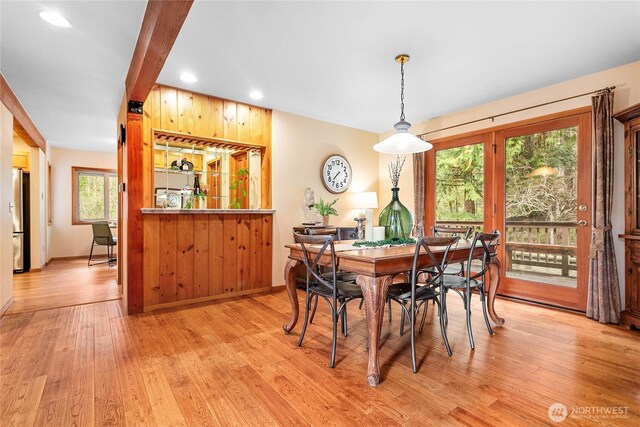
[400,59,405,121]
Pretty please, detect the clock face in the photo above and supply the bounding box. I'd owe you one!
[167,193,180,208]
[321,155,352,194]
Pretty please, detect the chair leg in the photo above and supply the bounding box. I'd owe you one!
[297,291,312,347]
[409,303,417,373]
[388,299,392,322]
[419,301,428,334]
[480,287,494,335]
[341,303,348,337]
[309,294,319,324]
[436,298,452,356]
[330,300,338,368]
[88,241,95,266]
[465,289,475,350]
[399,302,406,336]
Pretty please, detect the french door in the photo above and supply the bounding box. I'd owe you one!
[426,110,592,310]
[494,113,591,310]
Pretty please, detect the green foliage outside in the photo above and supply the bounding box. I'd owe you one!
[436,144,484,222]
[78,172,117,221]
[435,126,577,224]
[505,127,577,222]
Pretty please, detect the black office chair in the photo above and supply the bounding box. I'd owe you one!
[294,233,363,368]
[441,231,499,350]
[88,221,117,267]
[387,235,460,372]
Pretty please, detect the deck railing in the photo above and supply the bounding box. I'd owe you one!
[435,220,577,278]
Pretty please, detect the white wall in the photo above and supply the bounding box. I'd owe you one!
[0,105,14,311]
[271,111,379,286]
[50,147,117,258]
[378,60,640,307]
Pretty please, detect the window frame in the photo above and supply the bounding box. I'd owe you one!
[71,166,117,225]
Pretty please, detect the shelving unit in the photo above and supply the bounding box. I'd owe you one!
[152,129,264,210]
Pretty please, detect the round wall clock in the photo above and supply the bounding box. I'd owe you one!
[321,154,352,194]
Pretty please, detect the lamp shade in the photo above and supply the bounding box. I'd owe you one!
[354,192,378,209]
[373,120,433,154]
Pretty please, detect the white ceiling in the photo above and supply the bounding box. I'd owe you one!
[2,1,640,152]
[1,0,145,151]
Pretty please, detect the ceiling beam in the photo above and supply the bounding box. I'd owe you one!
[125,0,193,103]
[0,73,46,151]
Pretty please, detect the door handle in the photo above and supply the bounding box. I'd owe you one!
[577,220,588,226]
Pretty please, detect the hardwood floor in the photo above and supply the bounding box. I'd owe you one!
[7,259,120,315]
[1,285,638,426]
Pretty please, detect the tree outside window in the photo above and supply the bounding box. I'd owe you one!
[72,167,117,224]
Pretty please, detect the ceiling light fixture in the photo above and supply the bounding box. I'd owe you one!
[179,72,197,83]
[249,90,264,100]
[373,54,432,154]
[39,11,71,28]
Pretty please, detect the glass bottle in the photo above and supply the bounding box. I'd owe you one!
[378,187,413,240]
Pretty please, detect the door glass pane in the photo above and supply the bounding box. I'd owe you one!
[435,143,484,233]
[504,127,577,287]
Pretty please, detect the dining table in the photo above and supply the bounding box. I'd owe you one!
[282,239,505,386]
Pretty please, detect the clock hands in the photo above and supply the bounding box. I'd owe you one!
[332,171,341,181]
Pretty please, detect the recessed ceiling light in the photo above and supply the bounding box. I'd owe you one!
[180,72,197,83]
[249,90,264,100]
[39,11,71,28]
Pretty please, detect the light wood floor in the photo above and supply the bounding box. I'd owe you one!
[7,259,120,315]
[1,284,638,426]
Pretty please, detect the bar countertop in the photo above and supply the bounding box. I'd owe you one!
[141,208,275,214]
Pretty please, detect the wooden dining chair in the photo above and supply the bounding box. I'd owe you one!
[294,233,363,368]
[387,235,460,372]
[441,231,500,350]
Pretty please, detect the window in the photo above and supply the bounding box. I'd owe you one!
[72,167,117,224]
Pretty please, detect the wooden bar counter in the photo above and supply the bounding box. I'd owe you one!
[140,209,274,311]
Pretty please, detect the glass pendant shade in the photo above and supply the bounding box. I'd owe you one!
[373,120,433,154]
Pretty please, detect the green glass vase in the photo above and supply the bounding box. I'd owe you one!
[379,187,413,240]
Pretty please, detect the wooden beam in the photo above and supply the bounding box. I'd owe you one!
[0,73,46,151]
[125,0,193,102]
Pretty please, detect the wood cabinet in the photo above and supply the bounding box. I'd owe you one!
[142,211,273,311]
[616,103,640,329]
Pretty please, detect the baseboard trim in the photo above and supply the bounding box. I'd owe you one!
[50,255,109,262]
[29,268,42,272]
[144,287,272,313]
[0,297,15,317]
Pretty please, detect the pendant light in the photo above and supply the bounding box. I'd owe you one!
[373,54,433,154]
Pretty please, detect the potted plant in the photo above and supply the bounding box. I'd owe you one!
[313,197,338,225]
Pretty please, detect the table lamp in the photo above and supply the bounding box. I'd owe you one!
[354,192,378,240]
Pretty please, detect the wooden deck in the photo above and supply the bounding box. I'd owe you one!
[1,281,638,425]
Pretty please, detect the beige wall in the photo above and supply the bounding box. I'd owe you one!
[271,111,379,285]
[50,147,117,258]
[1,105,14,311]
[378,60,640,306]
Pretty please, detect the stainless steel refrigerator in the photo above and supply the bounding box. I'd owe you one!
[13,168,30,273]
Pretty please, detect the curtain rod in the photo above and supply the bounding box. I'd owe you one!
[418,86,615,137]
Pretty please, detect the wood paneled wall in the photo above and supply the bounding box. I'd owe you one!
[142,213,273,311]
[142,85,272,208]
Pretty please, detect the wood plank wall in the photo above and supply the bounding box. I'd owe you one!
[143,213,273,311]
[142,85,272,208]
